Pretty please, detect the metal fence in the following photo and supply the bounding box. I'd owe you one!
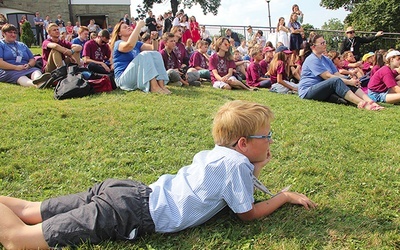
[203,24,400,54]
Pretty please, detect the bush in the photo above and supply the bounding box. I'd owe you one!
[20,21,35,47]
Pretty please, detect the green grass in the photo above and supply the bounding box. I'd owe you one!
[0,48,399,249]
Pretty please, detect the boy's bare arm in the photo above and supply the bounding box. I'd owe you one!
[236,192,316,221]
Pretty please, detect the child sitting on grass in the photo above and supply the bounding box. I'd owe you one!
[0,100,316,249]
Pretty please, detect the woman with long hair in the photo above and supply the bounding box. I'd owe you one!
[209,37,252,90]
[110,20,170,94]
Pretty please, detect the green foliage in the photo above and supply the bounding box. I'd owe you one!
[320,0,367,11]
[141,0,221,16]
[20,21,35,48]
[321,18,345,51]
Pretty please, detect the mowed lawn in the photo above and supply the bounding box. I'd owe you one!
[0,47,399,249]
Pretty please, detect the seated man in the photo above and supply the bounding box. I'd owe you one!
[42,23,82,73]
[82,29,111,75]
[71,26,89,57]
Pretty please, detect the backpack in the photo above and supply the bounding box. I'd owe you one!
[87,75,113,93]
[54,65,94,100]
[42,65,69,88]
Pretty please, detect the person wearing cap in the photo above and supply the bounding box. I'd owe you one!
[361,52,374,74]
[260,46,274,75]
[267,46,298,93]
[340,26,383,61]
[367,50,400,104]
[246,47,272,88]
[299,34,384,110]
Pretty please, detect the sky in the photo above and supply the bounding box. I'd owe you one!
[137,0,349,29]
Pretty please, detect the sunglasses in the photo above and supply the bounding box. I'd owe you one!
[101,39,109,44]
[346,31,355,34]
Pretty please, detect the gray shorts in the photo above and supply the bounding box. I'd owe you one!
[41,179,155,247]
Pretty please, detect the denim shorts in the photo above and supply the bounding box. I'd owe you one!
[368,89,388,103]
[41,179,155,247]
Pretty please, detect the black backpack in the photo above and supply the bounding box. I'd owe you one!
[54,65,94,100]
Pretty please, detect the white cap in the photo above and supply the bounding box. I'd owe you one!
[386,50,400,60]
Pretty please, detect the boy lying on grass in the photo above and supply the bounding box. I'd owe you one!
[0,100,316,249]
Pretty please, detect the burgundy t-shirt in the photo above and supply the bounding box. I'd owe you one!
[368,65,399,93]
[208,53,236,83]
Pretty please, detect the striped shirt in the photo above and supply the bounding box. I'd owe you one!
[149,145,255,233]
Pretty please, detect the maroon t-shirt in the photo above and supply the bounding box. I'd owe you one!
[82,39,111,63]
[246,61,263,87]
[259,59,269,75]
[208,53,236,83]
[160,49,181,70]
[368,65,399,93]
[42,38,72,63]
[189,51,208,69]
[270,60,287,84]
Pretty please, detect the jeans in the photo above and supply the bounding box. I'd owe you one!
[304,77,351,101]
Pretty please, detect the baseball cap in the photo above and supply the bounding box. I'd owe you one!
[262,46,275,53]
[362,52,374,62]
[276,45,292,54]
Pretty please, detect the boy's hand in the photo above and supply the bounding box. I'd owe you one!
[282,191,317,210]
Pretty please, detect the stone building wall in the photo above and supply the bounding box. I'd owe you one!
[2,0,129,28]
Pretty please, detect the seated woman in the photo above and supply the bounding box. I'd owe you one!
[298,34,383,110]
[110,20,170,94]
[0,24,50,88]
[367,50,400,104]
[370,49,386,77]
[267,47,298,94]
[246,47,271,88]
[209,37,252,90]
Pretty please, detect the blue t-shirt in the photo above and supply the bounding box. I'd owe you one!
[71,37,87,56]
[112,40,143,79]
[298,53,338,98]
[149,145,255,233]
[0,40,33,65]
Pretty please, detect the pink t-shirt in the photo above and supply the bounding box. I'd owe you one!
[368,65,399,93]
[209,53,236,83]
[269,60,287,84]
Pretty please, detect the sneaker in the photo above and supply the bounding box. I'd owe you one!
[189,80,201,87]
[32,73,51,85]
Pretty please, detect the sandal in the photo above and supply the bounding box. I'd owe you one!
[369,101,385,111]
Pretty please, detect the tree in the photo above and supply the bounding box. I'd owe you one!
[321,18,344,51]
[20,21,35,48]
[319,0,366,11]
[141,0,221,16]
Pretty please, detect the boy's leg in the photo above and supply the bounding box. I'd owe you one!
[45,49,64,73]
[0,203,48,249]
[0,196,42,224]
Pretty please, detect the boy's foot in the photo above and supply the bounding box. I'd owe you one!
[189,81,201,87]
[33,73,51,86]
[168,81,183,87]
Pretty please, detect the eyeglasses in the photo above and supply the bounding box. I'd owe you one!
[346,31,355,34]
[232,131,273,147]
[101,39,109,44]
[314,41,326,46]
[6,31,17,34]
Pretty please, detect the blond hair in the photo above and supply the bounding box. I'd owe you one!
[212,100,274,147]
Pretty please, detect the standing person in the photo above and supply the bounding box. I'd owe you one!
[298,34,383,110]
[42,23,82,73]
[287,12,303,56]
[276,17,289,47]
[163,11,173,33]
[246,26,256,44]
[172,11,183,27]
[87,19,100,37]
[340,26,383,61]
[180,14,191,44]
[18,15,27,35]
[367,50,400,104]
[189,16,200,44]
[72,26,89,57]
[43,15,51,38]
[110,20,170,94]
[33,12,44,45]
[72,22,80,38]
[0,24,50,88]
[55,14,65,27]
[145,10,157,33]
[292,4,304,24]
[120,14,130,25]
[82,29,112,74]
[0,100,316,249]
[209,37,252,90]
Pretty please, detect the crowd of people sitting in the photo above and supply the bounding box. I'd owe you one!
[1,4,399,107]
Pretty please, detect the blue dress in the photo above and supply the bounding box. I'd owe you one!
[288,21,303,51]
[113,40,169,92]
